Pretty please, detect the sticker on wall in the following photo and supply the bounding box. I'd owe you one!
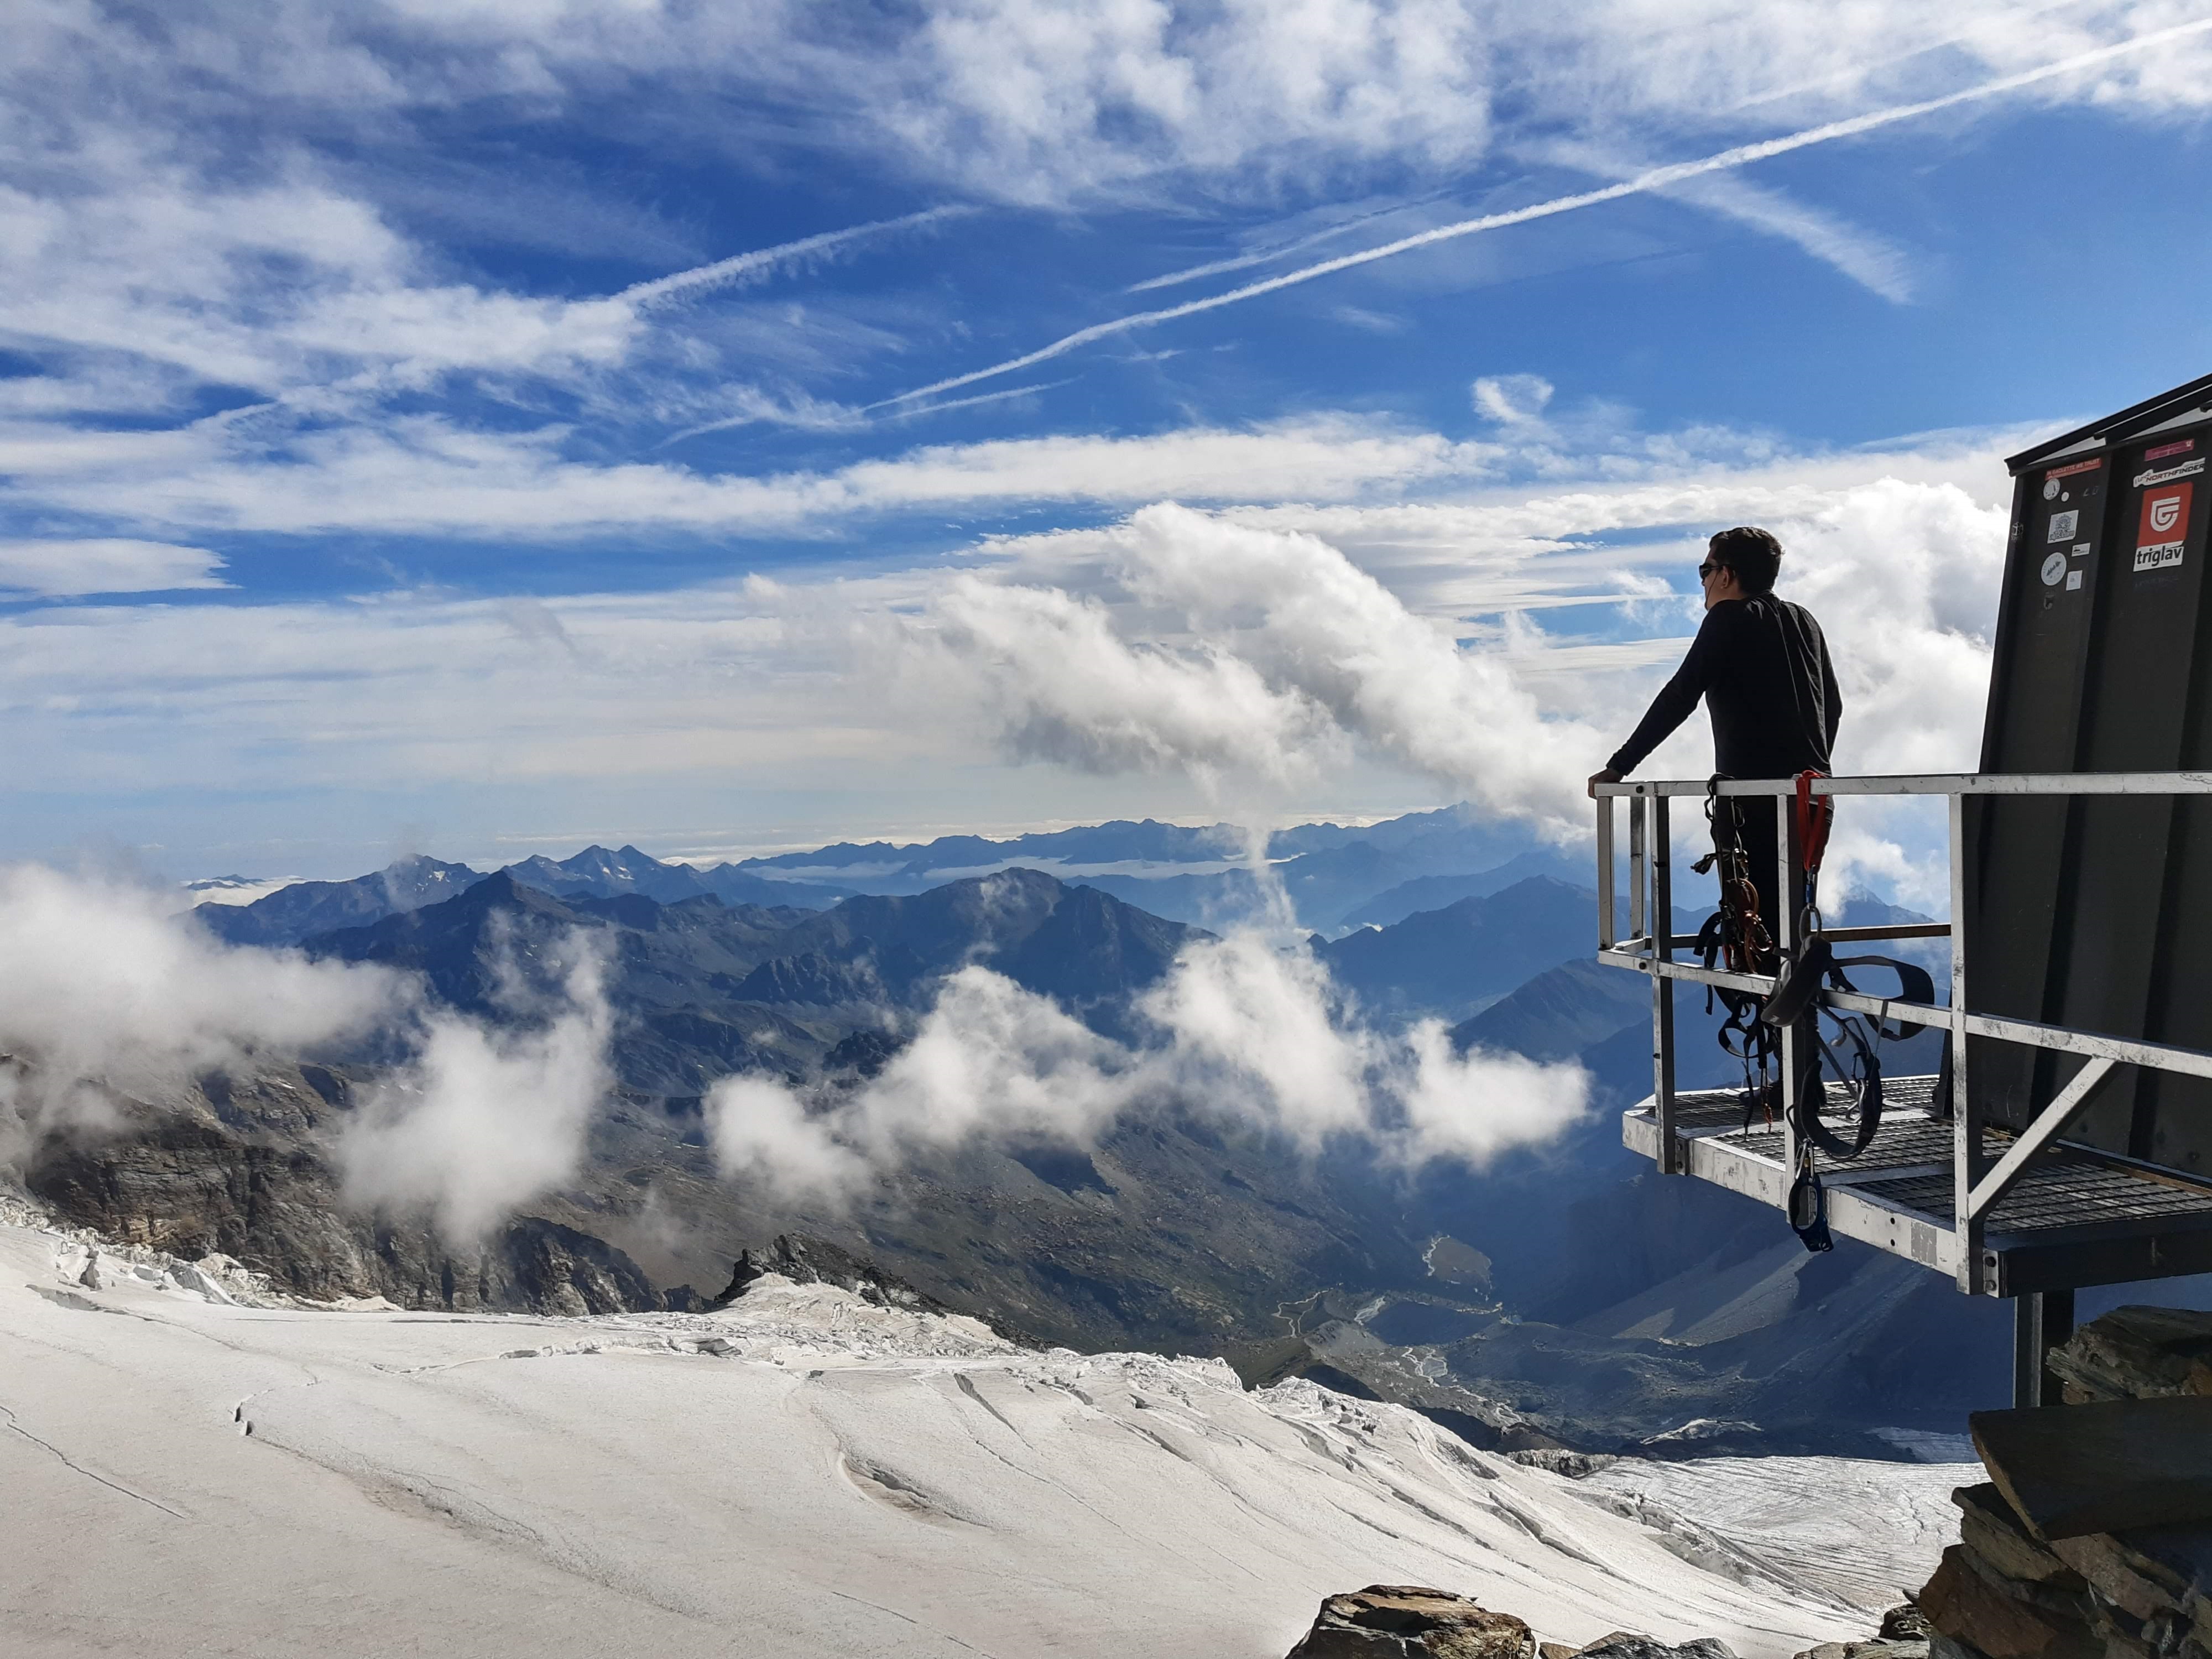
[2044,478,2061,500]
[2073,542,2092,557]
[2067,570,2084,591]
[2042,551,2068,585]
[2048,510,2079,541]
[2135,481,2193,572]
[2133,456,2206,488]
[2146,438,2197,462]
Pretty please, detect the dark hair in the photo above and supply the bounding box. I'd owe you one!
[1708,526,1783,595]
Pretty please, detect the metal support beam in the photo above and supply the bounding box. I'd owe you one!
[1629,794,1646,945]
[1951,792,1984,1293]
[1968,1058,2117,1221]
[1596,796,1615,950]
[1596,771,2212,800]
[2012,1289,2077,1407]
[1598,951,2212,1082]
[1652,796,1678,1175]
[1778,801,1803,1180]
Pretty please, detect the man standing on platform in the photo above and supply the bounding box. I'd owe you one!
[1585,525,1843,945]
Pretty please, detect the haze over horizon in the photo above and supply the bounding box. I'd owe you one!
[8,3,2212,885]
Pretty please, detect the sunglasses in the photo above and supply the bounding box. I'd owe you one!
[1697,561,1724,580]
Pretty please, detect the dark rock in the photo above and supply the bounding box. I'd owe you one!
[1575,1636,1738,1659]
[1282,1585,1535,1658]
[1878,1609,1931,1642]
[2046,1305,2212,1404]
[1952,1484,2084,1590]
[1917,1545,2103,1659]
[1971,1397,2212,1541]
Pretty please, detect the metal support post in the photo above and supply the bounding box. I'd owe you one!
[2011,1289,2077,1407]
[1629,793,1646,945]
[1776,796,1803,1176]
[1652,796,1678,1173]
[1596,796,1615,950]
[1950,792,1985,1293]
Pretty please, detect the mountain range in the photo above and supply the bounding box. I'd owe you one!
[196,846,852,948]
[192,805,1557,943]
[92,822,2036,1459]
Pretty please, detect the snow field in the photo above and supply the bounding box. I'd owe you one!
[0,1218,1966,1657]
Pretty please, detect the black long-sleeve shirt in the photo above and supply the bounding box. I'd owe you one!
[1607,595,1842,779]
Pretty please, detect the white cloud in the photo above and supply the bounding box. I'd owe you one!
[0,431,2026,875]
[1657,172,1916,304]
[705,933,1590,1200]
[1,412,1509,537]
[1473,374,1555,427]
[0,862,620,1238]
[336,930,614,1239]
[0,539,229,597]
[899,503,1609,832]
[0,864,402,1168]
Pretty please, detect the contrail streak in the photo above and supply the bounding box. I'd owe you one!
[877,22,2212,408]
[1126,197,1438,294]
[622,206,974,310]
[886,379,1077,420]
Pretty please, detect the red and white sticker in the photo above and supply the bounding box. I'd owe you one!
[2045,457,2103,482]
[2135,481,2193,572]
[2146,438,2197,462]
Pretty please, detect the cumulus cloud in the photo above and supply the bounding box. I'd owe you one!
[0,864,618,1240]
[0,864,401,1169]
[705,937,1589,1201]
[335,931,614,1240]
[901,503,1609,832]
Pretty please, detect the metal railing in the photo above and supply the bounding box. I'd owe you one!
[1593,770,2212,1293]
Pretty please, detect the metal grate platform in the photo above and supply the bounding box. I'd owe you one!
[1623,1078,2212,1293]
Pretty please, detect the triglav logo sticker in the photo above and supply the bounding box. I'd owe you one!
[2133,456,2206,488]
[2135,481,2193,573]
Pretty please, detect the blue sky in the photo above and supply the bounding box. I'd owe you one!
[7,2,2212,884]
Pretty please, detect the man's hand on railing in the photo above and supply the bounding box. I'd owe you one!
[1587,767,1622,799]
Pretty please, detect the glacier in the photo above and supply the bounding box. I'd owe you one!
[0,1212,1968,1657]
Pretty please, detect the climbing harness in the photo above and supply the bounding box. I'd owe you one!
[1694,770,1937,1253]
[1691,778,1780,1131]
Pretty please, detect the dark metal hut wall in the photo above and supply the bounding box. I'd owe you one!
[1973,408,2212,1177]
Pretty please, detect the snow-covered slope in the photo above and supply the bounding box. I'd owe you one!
[0,1214,1966,1658]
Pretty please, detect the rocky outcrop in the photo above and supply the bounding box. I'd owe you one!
[705,1232,1038,1342]
[1792,1604,1931,1659]
[23,1066,670,1317]
[1917,1306,2212,1659]
[1567,1638,1737,1659]
[1283,1587,1537,1658]
[1274,1593,1768,1659]
[2047,1306,2212,1404]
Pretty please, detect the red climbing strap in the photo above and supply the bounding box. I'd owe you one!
[1794,769,1833,874]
